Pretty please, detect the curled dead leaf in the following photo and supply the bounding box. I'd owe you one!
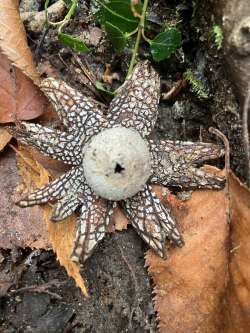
[0,0,47,126]
[0,52,47,123]
[0,0,40,84]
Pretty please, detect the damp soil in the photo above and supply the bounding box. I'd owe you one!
[0,0,246,332]
[0,229,156,333]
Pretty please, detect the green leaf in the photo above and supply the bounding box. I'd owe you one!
[104,21,127,51]
[58,33,90,53]
[150,28,181,61]
[92,0,142,34]
[63,0,72,6]
[95,81,115,96]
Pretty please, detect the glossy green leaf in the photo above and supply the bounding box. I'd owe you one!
[95,81,115,96]
[58,33,90,53]
[150,28,181,61]
[92,0,142,34]
[104,21,127,51]
[63,0,73,6]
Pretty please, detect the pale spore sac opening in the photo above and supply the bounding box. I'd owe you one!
[83,126,152,200]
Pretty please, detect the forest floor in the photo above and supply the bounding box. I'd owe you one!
[0,1,246,332]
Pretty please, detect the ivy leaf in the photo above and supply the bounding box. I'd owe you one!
[150,28,181,61]
[104,22,127,51]
[58,33,90,53]
[63,0,73,6]
[95,81,115,96]
[92,0,142,34]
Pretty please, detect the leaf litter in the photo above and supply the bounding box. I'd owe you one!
[6,137,250,322]
[0,1,249,330]
[0,52,47,123]
[0,148,50,249]
[0,0,47,127]
[0,0,40,84]
[146,170,250,333]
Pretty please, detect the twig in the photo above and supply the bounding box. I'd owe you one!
[10,280,64,300]
[242,87,250,187]
[45,0,76,29]
[34,26,49,61]
[114,235,139,332]
[24,249,42,266]
[209,127,230,222]
[161,79,186,101]
[21,0,65,33]
[126,0,149,78]
[71,54,107,103]
[115,240,138,291]
[209,128,230,173]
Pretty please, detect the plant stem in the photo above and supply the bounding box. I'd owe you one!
[45,0,78,31]
[126,0,149,78]
[58,0,77,33]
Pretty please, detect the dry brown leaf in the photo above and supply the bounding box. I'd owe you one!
[89,27,103,47]
[146,171,250,333]
[37,60,61,79]
[44,210,89,297]
[0,0,40,84]
[222,171,250,332]
[16,147,89,297]
[0,0,47,125]
[0,51,47,123]
[110,206,129,232]
[102,64,120,84]
[0,128,12,150]
[146,189,228,333]
[0,149,50,249]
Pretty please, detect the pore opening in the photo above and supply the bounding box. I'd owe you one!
[114,163,125,174]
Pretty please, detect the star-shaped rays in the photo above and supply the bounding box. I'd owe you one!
[7,61,225,263]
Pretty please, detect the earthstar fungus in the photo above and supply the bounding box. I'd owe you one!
[8,61,225,263]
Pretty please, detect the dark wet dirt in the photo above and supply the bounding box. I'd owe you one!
[0,0,246,332]
[0,229,156,333]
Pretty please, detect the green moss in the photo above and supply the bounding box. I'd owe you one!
[184,69,209,99]
[212,25,223,50]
